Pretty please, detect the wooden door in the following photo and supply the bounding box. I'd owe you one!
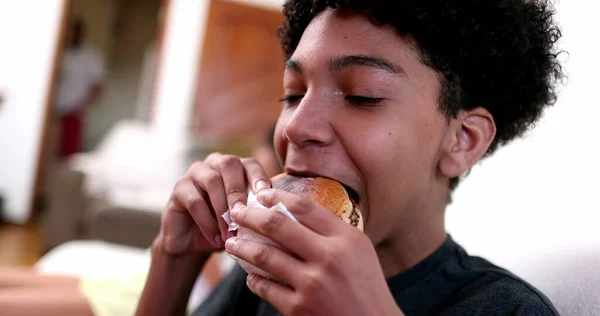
[192,0,285,147]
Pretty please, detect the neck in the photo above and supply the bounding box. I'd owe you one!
[375,189,448,278]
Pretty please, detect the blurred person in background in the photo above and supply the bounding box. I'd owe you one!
[38,17,106,218]
[53,17,105,159]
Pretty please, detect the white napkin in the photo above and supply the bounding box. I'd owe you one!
[222,189,298,231]
[221,189,298,280]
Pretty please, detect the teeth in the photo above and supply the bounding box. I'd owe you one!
[349,208,360,227]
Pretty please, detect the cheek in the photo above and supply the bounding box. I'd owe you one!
[362,135,420,198]
[359,138,429,239]
[352,113,444,233]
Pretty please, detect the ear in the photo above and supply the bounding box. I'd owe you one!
[438,107,496,178]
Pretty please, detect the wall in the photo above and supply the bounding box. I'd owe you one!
[0,0,67,223]
[191,0,284,145]
[152,0,284,139]
[446,0,600,261]
[152,0,210,139]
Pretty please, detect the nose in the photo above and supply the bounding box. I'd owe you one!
[282,94,334,148]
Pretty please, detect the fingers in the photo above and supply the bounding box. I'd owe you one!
[245,273,299,315]
[214,155,248,210]
[256,189,345,236]
[225,237,302,285]
[188,161,230,242]
[202,154,272,240]
[181,153,273,243]
[214,155,248,239]
[241,158,271,193]
[230,206,323,259]
[171,177,222,248]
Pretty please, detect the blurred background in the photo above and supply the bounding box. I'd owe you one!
[0,0,286,311]
[0,0,598,314]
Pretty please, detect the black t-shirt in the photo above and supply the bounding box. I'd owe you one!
[192,235,559,316]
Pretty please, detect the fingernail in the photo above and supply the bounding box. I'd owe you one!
[231,202,244,216]
[225,237,236,249]
[214,235,224,247]
[255,180,268,192]
[247,274,255,286]
[233,201,244,211]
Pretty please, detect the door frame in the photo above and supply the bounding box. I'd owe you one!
[28,0,72,223]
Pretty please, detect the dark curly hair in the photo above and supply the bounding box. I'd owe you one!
[278,0,564,190]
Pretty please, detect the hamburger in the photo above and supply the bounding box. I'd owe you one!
[230,173,364,280]
[269,173,363,230]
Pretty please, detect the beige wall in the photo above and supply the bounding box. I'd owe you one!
[0,0,68,223]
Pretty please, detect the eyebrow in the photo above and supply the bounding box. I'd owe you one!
[284,59,303,73]
[330,55,406,76]
[284,55,406,76]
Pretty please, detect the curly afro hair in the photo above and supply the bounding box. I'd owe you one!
[278,0,564,189]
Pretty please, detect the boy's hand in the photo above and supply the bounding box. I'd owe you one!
[225,189,403,316]
[158,153,270,257]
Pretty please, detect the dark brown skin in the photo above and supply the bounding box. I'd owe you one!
[136,8,495,316]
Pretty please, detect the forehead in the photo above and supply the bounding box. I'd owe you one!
[291,8,421,69]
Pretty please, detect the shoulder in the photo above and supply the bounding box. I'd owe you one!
[479,275,558,315]
[441,258,559,316]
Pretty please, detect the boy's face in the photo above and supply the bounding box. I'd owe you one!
[274,9,451,244]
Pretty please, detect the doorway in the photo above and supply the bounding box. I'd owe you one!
[35,0,167,220]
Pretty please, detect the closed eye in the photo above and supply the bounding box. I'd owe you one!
[279,95,304,106]
[345,95,385,106]
[279,95,384,107]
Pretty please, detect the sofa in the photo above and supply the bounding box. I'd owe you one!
[41,169,163,251]
[40,120,256,251]
[41,121,185,251]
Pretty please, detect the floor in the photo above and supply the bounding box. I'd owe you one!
[0,224,43,267]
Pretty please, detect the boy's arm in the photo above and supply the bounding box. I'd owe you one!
[135,239,211,316]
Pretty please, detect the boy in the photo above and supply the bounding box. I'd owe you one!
[137,0,563,315]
